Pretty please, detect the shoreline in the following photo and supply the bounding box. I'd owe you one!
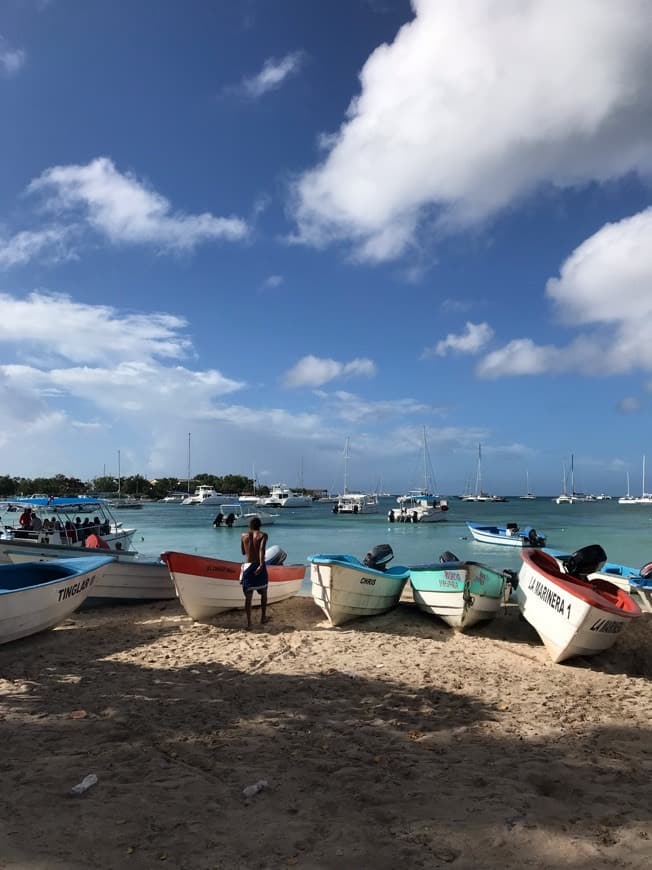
[1,597,651,868]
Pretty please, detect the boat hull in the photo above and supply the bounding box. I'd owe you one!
[0,556,113,644]
[409,562,505,630]
[0,529,135,563]
[467,523,544,548]
[308,556,409,626]
[4,550,175,603]
[515,550,641,663]
[162,551,304,621]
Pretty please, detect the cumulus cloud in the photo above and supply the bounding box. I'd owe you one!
[618,397,641,414]
[0,36,25,75]
[261,274,284,290]
[425,321,493,358]
[316,390,432,424]
[291,0,652,261]
[239,52,304,98]
[477,208,652,378]
[28,157,249,252]
[283,355,376,388]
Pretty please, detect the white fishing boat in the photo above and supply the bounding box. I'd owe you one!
[5,540,174,604]
[0,555,114,644]
[513,547,641,664]
[0,497,136,562]
[308,545,409,626]
[467,522,546,548]
[331,438,379,514]
[519,471,536,500]
[162,550,304,621]
[212,504,277,528]
[409,552,506,630]
[257,485,312,508]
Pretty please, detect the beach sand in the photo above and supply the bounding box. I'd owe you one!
[1,595,651,870]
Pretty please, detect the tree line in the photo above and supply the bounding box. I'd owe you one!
[0,472,283,500]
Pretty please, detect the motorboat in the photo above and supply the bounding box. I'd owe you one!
[388,491,448,523]
[0,497,137,562]
[257,485,312,508]
[409,551,506,630]
[212,504,277,528]
[513,546,641,663]
[308,545,409,626]
[181,485,224,506]
[0,555,114,644]
[333,493,379,514]
[467,522,546,548]
[162,549,304,621]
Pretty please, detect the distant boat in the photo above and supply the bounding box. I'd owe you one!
[212,503,277,528]
[519,471,536,500]
[513,547,641,663]
[332,437,379,515]
[461,443,507,502]
[467,522,546,548]
[258,485,312,508]
[308,546,409,626]
[181,485,224,506]
[409,553,506,630]
[391,427,449,522]
[0,555,113,644]
[618,457,652,505]
[555,454,588,504]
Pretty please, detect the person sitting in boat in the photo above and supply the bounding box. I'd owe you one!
[65,519,77,542]
[30,513,43,532]
[506,522,520,537]
[100,519,111,535]
[19,508,33,530]
[240,516,270,631]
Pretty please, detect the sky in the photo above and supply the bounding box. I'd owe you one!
[1,0,651,497]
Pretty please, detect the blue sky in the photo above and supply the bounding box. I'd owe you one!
[1,0,651,496]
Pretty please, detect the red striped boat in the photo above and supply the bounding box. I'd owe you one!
[162,551,305,621]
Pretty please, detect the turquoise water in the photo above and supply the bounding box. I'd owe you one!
[121,497,652,593]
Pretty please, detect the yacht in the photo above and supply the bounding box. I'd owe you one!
[258,485,312,508]
[461,443,508,502]
[181,485,223,506]
[333,493,379,514]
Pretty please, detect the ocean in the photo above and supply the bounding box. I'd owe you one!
[120,496,652,593]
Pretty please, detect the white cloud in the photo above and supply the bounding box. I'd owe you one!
[0,227,75,268]
[29,157,249,251]
[477,208,652,378]
[317,390,432,424]
[240,52,304,98]
[291,0,652,261]
[262,274,284,289]
[618,397,641,414]
[426,321,493,358]
[283,355,376,388]
[0,37,25,75]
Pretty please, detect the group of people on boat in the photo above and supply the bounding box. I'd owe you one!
[16,508,110,541]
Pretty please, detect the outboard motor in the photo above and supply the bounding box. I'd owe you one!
[506,522,519,532]
[527,528,545,547]
[439,550,460,564]
[562,544,607,577]
[225,513,236,528]
[213,513,223,527]
[363,544,394,572]
[265,545,287,566]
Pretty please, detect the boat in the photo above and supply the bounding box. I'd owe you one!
[212,504,277,528]
[308,545,409,626]
[5,538,175,604]
[555,455,588,504]
[461,444,507,502]
[595,493,612,501]
[388,491,448,523]
[162,549,304,621]
[181,485,224,506]
[545,547,652,613]
[159,494,185,503]
[618,457,652,505]
[257,485,312,508]
[467,521,546,548]
[513,546,641,663]
[107,449,145,508]
[409,551,506,630]
[391,427,449,522]
[0,497,137,562]
[334,493,379,514]
[519,471,536,500]
[0,554,114,644]
[331,437,379,515]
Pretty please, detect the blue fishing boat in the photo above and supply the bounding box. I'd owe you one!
[409,551,506,630]
[0,555,114,644]
[467,521,546,548]
[308,545,409,626]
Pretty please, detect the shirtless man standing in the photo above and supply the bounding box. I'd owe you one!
[240,516,269,630]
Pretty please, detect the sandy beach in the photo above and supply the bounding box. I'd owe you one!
[1,595,651,870]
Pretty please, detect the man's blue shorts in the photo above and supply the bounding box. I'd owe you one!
[241,562,269,594]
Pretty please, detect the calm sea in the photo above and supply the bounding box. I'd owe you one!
[120,497,652,593]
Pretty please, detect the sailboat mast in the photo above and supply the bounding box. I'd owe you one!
[117,449,121,499]
[643,455,646,497]
[187,432,191,496]
[343,437,350,495]
[570,454,575,497]
[476,443,482,497]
